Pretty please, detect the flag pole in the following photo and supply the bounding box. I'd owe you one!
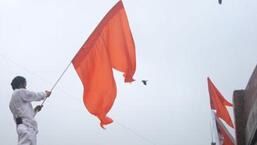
[40,61,73,106]
[210,110,215,144]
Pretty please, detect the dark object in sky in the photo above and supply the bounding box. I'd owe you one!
[218,0,222,4]
[142,80,148,86]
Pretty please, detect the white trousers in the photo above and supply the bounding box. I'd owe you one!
[17,124,37,145]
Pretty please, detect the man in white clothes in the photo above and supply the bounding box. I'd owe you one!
[9,76,51,145]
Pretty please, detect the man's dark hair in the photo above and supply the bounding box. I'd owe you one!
[11,76,26,90]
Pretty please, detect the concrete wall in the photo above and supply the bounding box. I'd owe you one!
[233,66,257,145]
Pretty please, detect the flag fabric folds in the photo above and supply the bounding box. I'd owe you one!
[216,116,235,145]
[211,111,221,145]
[211,111,235,145]
[72,0,136,128]
[207,77,234,128]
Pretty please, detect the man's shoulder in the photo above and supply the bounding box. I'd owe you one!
[12,89,28,96]
[10,89,27,103]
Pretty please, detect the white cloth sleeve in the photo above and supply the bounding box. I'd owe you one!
[21,90,46,102]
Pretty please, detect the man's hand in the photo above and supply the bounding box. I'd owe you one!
[34,105,43,113]
[45,90,51,98]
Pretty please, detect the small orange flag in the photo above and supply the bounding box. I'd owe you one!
[72,1,136,128]
[215,114,235,145]
[207,77,234,128]
[216,122,235,145]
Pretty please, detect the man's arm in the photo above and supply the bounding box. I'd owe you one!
[22,90,51,102]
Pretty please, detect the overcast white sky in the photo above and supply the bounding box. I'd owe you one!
[1,0,257,145]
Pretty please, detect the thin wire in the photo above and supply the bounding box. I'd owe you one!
[0,53,49,84]
[116,121,157,145]
[0,53,72,106]
[0,53,77,96]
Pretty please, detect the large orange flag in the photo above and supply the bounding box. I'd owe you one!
[72,0,136,128]
[207,77,234,128]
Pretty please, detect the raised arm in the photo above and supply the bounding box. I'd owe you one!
[22,90,51,102]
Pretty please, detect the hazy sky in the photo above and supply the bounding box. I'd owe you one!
[1,0,257,145]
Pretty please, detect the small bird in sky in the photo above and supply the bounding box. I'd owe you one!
[218,0,222,4]
[142,80,148,86]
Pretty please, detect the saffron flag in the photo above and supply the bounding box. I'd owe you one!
[211,111,221,145]
[72,0,136,128]
[207,77,234,128]
[213,111,235,145]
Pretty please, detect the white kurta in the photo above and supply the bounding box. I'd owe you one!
[9,89,46,145]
